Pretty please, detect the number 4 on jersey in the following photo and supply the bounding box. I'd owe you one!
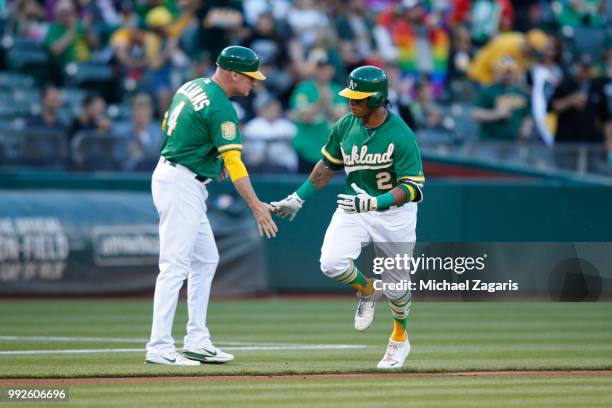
[166,101,186,136]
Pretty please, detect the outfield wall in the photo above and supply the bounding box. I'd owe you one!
[0,171,611,298]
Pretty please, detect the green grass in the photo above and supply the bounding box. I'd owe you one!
[0,299,611,378]
[5,377,612,408]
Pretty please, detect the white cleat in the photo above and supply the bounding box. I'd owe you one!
[183,345,234,364]
[354,282,382,331]
[377,338,411,369]
[354,294,376,331]
[145,352,201,366]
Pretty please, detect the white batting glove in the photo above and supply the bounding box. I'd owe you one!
[337,183,377,214]
[270,192,304,221]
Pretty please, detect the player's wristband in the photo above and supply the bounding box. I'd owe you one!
[295,179,317,201]
[375,192,395,210]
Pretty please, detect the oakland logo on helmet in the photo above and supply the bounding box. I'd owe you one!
[348,80,357,90]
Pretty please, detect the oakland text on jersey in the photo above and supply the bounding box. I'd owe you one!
[343,144,394,171]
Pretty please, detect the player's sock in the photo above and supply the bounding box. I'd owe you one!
[389,290,411,342]
[334,263,374,297]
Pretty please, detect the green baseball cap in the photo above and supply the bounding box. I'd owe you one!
[216,46,266,80]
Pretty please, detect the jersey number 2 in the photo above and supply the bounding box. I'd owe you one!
[166,101,186,136]
[376,171,393,190]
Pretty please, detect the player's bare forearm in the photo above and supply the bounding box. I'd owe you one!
[233,176,264,208]
[308,160,337,189]
[389,186,408,206]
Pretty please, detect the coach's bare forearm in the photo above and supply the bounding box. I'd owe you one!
[309,160,338,189]
[233,176,264,208]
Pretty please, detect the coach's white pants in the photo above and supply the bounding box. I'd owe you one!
[146,158,219,357]
[320,204,417,300]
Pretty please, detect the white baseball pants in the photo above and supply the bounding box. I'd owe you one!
[146,158,219,357]
[320,204,417,300]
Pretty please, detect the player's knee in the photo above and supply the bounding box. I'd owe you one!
[319,253,350,278]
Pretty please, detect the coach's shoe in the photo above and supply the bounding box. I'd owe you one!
[183,345,234,364]
[376,338,411,369]
[354,281,382,331]
[145,352,201,366]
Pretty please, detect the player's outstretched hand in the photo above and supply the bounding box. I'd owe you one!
[251,201,278,239]
[337,183,376,213]
[270,193,303,221]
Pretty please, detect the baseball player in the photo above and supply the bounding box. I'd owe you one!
[272,66,424,369]
[145,46,278,366]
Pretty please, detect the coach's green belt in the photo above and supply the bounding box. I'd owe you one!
[162,157,211,183]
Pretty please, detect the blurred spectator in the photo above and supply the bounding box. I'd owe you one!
[287,0,329,50]
[243,96,298,172]
[404,79,444,131]
[70,93,112,137]
[334,0,381,71]
[290,52,347,173]
[81,0,122,43]
[142,6,183,114]
[554,0,607,30]
[241,12,293,102]
[472,56,532,140]
[8,0,48,41]
[456,0,514,45]
[549,55,610,144]
[448,25,474,82]
[530,36,563,146]
[110,19,153,85]
[114,93,162,170]
[468,29,549,85]
[194,0,243,62]
[242,0,291,26]
[376,0,450,97]
[26,84,68,133]
[44,0,99,65]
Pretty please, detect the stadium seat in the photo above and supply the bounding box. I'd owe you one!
[0,126,68,168]
[570,27,607,56]
[0,72,35,92]
[4,37,50,83]
[70,130,130,171]
[64,62,117,102]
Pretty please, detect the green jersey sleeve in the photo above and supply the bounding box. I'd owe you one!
[209,108,242,154]
[394,132,424,183]
[321,124,344,169]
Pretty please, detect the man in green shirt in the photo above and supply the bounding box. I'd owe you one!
[290,54,347,173]
[272,66,425,369]
[145,46,278,366]
[44,0,98,64]
[473,56,533,140]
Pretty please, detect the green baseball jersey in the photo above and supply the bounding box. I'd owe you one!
[160,77,242,178]
[322,112,424,197]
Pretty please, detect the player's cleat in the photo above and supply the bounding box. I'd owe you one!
[354,280,382,331]
[183,345,234,364]
[376,337,411,369]
[145,352,201,366]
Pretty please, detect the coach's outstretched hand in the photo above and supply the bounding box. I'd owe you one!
[270,193,304,221]
[252,201,278,238]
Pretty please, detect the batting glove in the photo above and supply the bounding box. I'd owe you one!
[337,183,377,214]
[270,192,304,221]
